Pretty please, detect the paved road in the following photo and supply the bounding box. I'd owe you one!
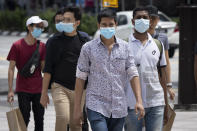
[1,35,196,131]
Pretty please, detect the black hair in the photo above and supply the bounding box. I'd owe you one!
[133,6,149,18]
[26,23,34,33]
[53,8,65,23]
[63,7,81,21]
[145,5,158,16]
[97,8,117,23]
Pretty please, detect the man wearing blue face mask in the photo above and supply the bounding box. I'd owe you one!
[52,8,90,131]
[45,9,64,49]
[54,8,64,33]
[7,16,48,131]
[124,7,168,131]
[40,7,90,131]
[73,8,144,131]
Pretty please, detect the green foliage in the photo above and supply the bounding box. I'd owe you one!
[38,9,56,33]
[171,17,180,24]
[0,9,97,36]
[0,8,26,31]
[78,14,97,36]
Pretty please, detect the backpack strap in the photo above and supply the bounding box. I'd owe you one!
[153,38,163,76]
[36,40,40,50]
[77,31,91,46]
[153,30,159,39]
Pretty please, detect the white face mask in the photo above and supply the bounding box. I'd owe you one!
[134,18,150,33]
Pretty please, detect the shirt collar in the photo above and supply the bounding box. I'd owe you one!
[97,35,120,47]
[130,33,153,44]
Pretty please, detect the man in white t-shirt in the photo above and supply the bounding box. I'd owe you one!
[124,7,168,131]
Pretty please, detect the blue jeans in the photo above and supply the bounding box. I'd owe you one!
[124,106,164,131]
[87,108,125,131]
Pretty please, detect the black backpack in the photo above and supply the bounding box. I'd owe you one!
[19,40,40,78]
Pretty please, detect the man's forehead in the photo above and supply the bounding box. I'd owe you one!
[135,10,149,16]
[56,14,63,17]
[100,17,115,23]
[64,12,74,17]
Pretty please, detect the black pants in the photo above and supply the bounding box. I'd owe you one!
[82,106,89,131]
[17,92,45,131]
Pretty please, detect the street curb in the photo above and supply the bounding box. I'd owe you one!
[0,91,7,95]
[0,30,52,38]
[174,104,197,111]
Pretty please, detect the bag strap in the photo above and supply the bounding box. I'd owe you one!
[9,102,14,111]
[154,38,169,106]
[36,40,40,51]
[153,30,159,39]
[153,38,163,77]
[154,38,163,63]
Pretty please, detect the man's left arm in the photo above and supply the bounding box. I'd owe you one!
[163,35,175,100]
[160,67,168,105]
[164,50,175,100]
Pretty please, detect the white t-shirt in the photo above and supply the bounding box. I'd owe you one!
[125,33,167,109]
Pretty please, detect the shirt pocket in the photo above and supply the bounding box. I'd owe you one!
[111,55,126,74]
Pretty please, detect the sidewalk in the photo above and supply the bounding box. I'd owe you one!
[0,93,56,131]
[0,35,196,130]
[0,93,197,131]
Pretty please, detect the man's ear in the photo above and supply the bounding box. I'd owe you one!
[132,19,135,25]
[27,25,32,32]
[97,23,100,29]
[75,20,80,27]
[115,21,118,27]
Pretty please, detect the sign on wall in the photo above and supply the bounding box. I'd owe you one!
[102,0,118,8]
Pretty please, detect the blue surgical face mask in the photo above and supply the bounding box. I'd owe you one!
[55,22,64,32]
[100,27,116,39]
[62,23,75,33]
[134,18,150,33]
[31,27,42,38]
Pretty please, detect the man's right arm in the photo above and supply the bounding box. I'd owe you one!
[7,60,16,103]
[73,44,90,126]
[73,78,85,127]
[40,39,54,108]
[126,45,144,119]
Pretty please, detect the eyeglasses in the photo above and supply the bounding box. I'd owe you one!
[62,17,75,23]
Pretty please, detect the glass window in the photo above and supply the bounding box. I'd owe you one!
[117,15,128,26]
[159,14,169,22]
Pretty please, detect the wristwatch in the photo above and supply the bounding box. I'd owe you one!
[166,83,172,88]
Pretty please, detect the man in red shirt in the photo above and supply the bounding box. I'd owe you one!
[7,16,48,131]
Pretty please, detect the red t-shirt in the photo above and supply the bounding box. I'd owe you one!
[85,0,94,7]
[7,38,46,93]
